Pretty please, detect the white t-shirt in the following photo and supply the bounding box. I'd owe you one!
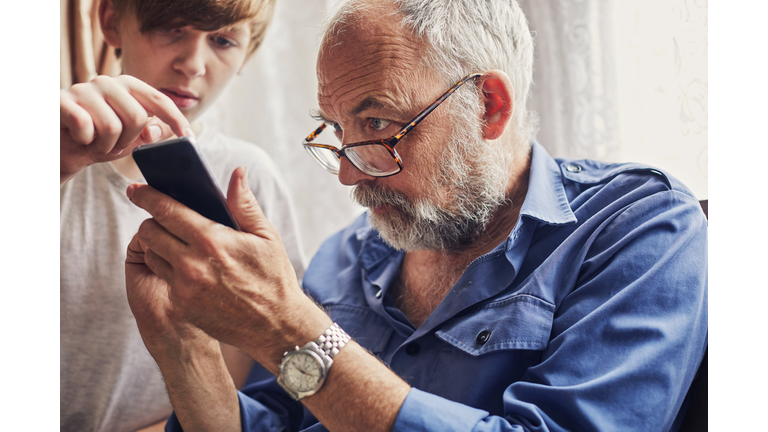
[60,124,306,432]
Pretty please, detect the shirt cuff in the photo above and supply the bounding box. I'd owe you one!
[392,388,489,432]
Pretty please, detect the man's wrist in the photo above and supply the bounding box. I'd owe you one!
[237,295,334,375]
[142,331,220,371]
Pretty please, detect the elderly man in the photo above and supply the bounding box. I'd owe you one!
[125,0,707,431]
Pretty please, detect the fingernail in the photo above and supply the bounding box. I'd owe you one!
[183,126,197,144]
[126,183,137,200]
[149,124,162,142]
[110,148,124,155]
[241,167,249,190]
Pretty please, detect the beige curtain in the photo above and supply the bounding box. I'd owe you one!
[61,0,121,88]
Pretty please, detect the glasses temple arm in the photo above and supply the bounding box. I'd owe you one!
[391,73,482,144]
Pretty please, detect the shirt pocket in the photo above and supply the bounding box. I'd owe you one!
[435,293,555,356]
[325,304,394,356]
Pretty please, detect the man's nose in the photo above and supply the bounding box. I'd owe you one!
[337,157,376,186]
[173,36,207,78]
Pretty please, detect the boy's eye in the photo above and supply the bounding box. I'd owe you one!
[370,118,391,131]
[212,36,233,47]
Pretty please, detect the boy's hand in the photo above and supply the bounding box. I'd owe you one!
[60,74,194,185]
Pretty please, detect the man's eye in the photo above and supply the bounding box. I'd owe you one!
[331,123,343,141]
[370,118,391,131]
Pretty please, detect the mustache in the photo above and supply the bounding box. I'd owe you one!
[352,182,415,213]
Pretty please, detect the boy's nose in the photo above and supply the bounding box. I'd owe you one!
[173,37,207,78]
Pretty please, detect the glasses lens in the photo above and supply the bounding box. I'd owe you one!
[346,144,400,176]
[304,145,340,174]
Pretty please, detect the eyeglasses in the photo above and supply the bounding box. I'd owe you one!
[302,73,482,177]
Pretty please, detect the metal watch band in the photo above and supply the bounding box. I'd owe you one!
[277,322,352,401]
[314,322,351,359]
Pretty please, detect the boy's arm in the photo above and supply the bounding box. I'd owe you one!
[128,344,255,432]
[221,343,258,389]
[60,75,193,185]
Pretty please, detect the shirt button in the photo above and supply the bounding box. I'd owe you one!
[476,330,492,345]
[375,289,383,299]
[405,342,420,356]
[565,163,583,173]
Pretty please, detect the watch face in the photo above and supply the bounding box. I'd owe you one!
[283,351,324,392]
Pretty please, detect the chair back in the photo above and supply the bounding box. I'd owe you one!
[677,199,708,432]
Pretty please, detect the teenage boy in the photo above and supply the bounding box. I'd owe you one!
[59,1,304,431]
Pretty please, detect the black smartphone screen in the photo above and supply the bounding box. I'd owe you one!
[132,137,240,231]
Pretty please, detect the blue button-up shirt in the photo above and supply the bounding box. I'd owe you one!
[167,142,707,432]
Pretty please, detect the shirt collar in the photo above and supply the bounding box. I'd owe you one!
[518,141,577,227]
[357,141,577,271]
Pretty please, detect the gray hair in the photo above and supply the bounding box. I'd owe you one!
[320,0,538,148]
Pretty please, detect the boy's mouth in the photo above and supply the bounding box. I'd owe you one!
[161,88,200,109]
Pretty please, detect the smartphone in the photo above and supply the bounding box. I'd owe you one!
[132,137,240,231]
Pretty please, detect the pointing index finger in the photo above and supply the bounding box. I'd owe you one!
[119,76,195,140]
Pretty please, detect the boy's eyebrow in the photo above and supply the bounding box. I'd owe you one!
[220,24,249,34]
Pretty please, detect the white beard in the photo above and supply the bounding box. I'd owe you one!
[352,108,512,252]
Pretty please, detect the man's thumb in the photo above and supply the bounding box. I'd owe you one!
[227,166,269,235]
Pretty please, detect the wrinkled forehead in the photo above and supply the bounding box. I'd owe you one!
[316,8,437,120]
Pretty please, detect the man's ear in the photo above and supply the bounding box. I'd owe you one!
[99,0,122,49]
[478,70,514,140]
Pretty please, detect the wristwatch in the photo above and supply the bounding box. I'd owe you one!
[277,322,351,400]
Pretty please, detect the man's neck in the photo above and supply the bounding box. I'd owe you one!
[392,145,532,327]
[434,143,532,263]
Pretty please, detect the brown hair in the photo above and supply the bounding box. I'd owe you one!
[112,0,275,58]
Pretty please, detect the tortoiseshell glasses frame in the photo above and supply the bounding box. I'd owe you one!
[302,72,483,177]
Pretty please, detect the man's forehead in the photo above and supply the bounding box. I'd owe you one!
[316,16,433,120]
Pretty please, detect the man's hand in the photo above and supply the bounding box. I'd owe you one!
[125,187,242,432]
[126,166,331,371]
[60,74,193,185]
[126,226,212,352]
[126,167,410,432]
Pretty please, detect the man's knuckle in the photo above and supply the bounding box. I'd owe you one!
[137,219,153,236]
[153,199,176,220]
[144,249,161,267]
[198,236,220,255]
[177,260,196,278]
